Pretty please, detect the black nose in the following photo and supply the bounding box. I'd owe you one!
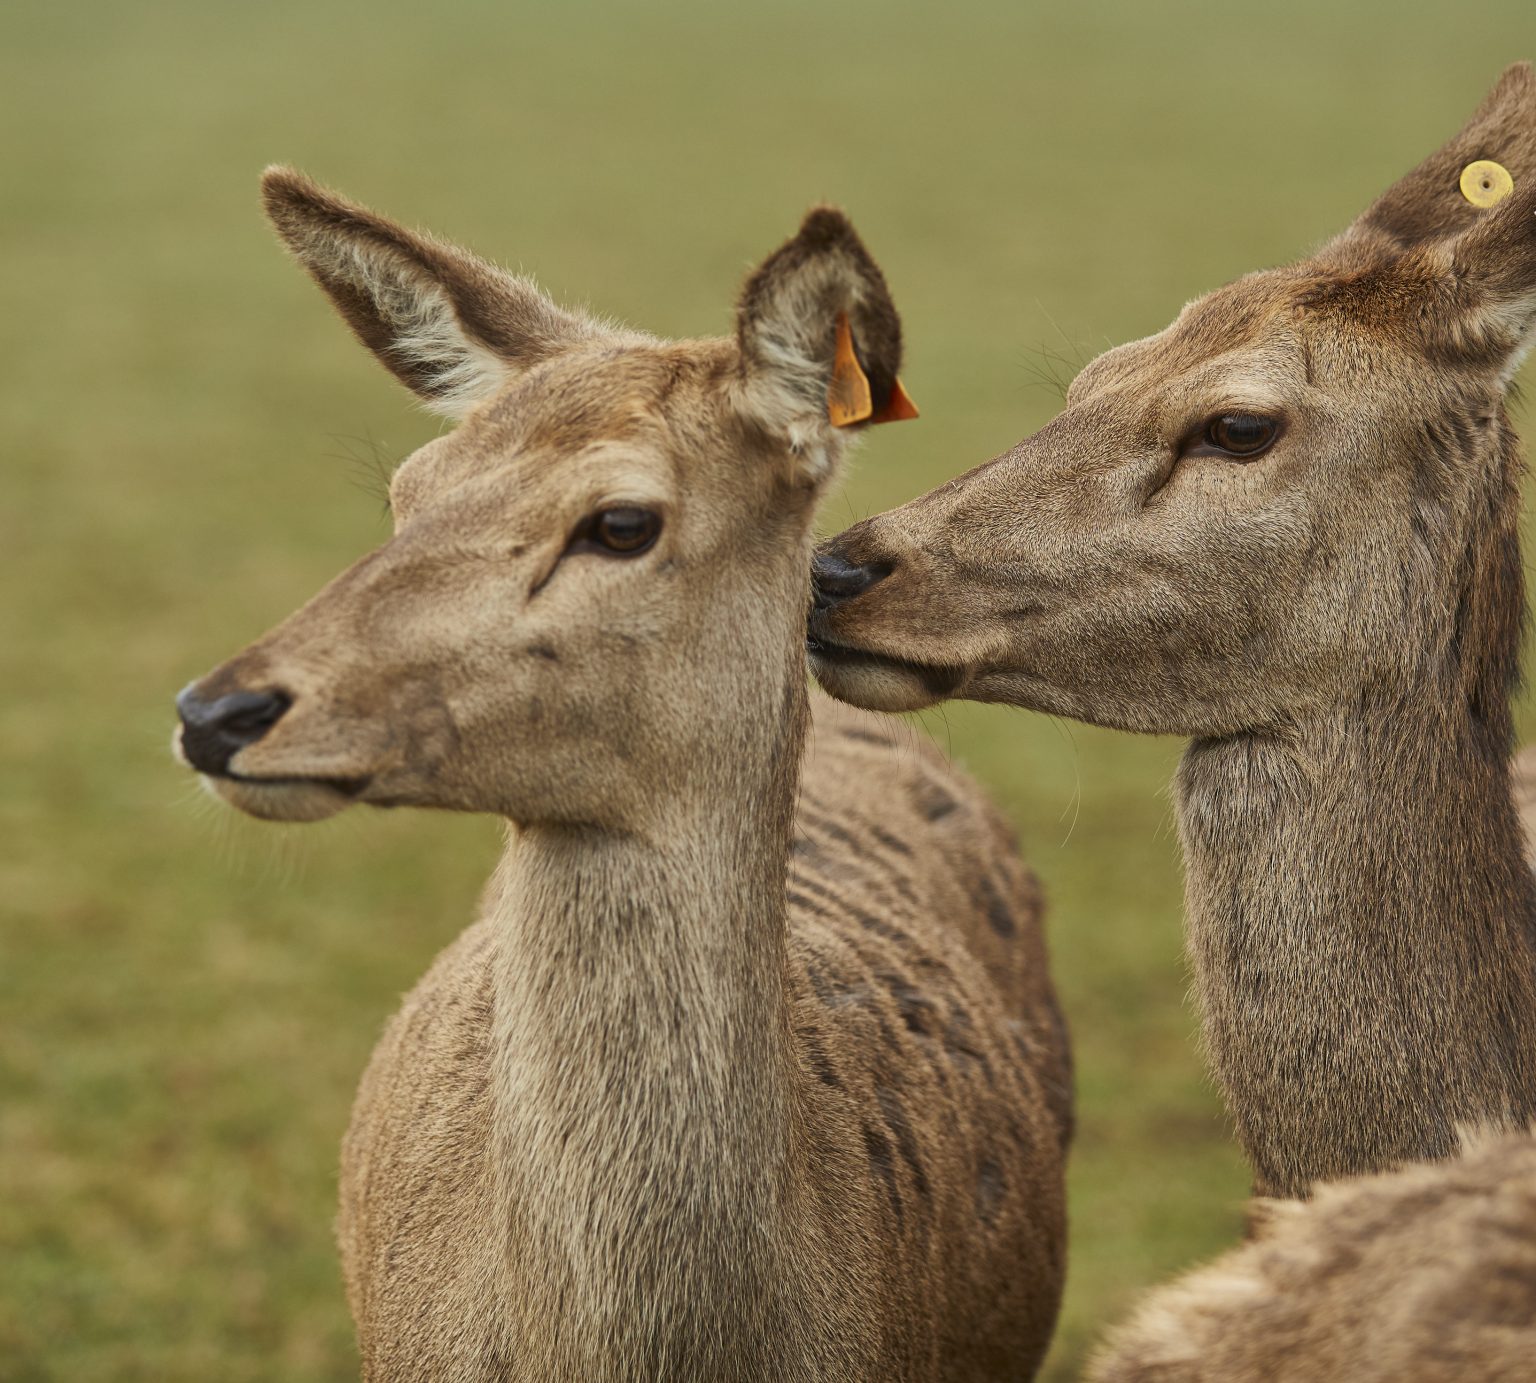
[176,685,292,776]
[811,550,890,612]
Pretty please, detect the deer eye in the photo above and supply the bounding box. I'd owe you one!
[1200,413,1280,459]
[580,507,662,556]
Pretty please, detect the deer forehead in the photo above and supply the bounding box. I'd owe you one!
[1071,278,1312,408]
[477,340,734,446]
[389,343,746,520]
[400,445,668,528]
[1093,293,1458,432]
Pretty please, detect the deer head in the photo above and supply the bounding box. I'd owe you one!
[175,170,908,827]
[810,64,1536,744]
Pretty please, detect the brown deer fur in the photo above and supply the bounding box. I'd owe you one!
[811,63,1536,1202]
[1087,1126,1536,1383]
[174,172,1071,1381]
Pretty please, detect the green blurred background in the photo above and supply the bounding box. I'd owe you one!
[4,1,1534,1377]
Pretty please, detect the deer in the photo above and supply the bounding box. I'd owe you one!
[809,59,1536,1201]
[172,170,1073,1382]
[806,59,1536,1379]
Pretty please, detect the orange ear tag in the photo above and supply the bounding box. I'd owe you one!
[870,377,920,424]
[1460,159,1514,208]
[826,312,921,427]
[827,312,873,427]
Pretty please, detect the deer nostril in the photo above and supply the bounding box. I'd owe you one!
[176,686,293,776]
[218,692,291,739]
[811,551,891,611]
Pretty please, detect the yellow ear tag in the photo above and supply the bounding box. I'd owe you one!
[827,312,873,427]
[1460,159,1514,209]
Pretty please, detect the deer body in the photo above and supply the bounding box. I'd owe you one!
[1088,1125,1536,1383]
[811,62,1536,1200]
[807,60,1536,1379]
[176,174,1070,1380]
[341,699,1068,1381]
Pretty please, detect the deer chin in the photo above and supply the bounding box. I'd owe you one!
[201,772,368,822]
[808,635,965,713]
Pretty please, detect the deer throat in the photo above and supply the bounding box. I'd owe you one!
[482,754,819,1377]
[1175,707,1536,1199]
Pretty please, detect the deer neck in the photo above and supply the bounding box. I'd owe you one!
[485,681,816,1379]
[1177,695,1536,1199]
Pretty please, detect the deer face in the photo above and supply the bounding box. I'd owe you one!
[812,63,1536,739]
[176,173,908,826]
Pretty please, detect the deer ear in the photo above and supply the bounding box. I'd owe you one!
[1435,180,1536,378]
[1331,62,1536,257]
[734,206,909,482]
[261,167,604,419]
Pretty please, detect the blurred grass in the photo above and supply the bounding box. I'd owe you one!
[3,1,1535,1377]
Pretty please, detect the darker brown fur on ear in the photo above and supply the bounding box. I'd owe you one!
[1368,180,1536,369]
[736,205,905,429]
[264,168,447,398]
[1448,178,1536,299]
[260,166,601,413]
[1336,61,1535,256]
[1308,68,1536,373]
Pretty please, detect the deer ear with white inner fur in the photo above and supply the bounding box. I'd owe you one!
[260,166,608,419]
[1440,180,1536,379]
[733,206,915,484]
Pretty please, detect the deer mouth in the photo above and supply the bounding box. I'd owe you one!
[171,714,376,821]
[201,771,373,822]
[806,630,965,712]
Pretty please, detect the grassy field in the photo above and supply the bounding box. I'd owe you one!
[4,1,1535,1377]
